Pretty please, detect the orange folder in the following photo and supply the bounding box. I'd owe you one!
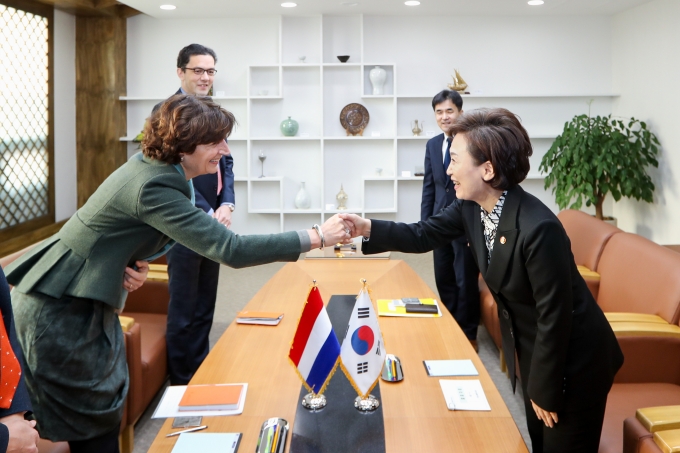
[178,384,244,411]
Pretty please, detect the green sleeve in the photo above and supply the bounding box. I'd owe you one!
[137,173,301,268]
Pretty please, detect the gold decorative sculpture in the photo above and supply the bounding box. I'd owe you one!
[336,184,348,210]
[411,120,423,137]
[447,69,468,92]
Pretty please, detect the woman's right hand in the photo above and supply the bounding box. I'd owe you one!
[339,213,370,238]
[319,214,353,246]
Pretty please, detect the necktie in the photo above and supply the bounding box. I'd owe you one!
[0,317,20,409]
[443,137,452,171]
[217,167,222,195]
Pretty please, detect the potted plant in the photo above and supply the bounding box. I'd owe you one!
[539,108,660,220]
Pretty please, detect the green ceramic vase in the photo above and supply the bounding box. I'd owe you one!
[280,116,299,136]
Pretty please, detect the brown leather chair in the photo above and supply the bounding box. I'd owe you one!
[623,416,662,453]
[599,336,680,453]
[597,233,680,324]
[556,209,621,299]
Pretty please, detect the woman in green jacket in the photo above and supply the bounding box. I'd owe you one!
[5,95,351,453]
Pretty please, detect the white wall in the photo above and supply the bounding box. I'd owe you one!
[612,0,680,243]
[53,8,77,221]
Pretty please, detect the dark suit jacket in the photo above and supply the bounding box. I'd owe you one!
[0,267,32,453]
[153,89,235,212]
[421,133,456,221]
[364,185,623,412]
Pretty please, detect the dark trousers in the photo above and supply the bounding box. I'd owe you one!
[166,243,220,385]
[433,236,480,339]
[523,392,609,453]
[68,423,120,453]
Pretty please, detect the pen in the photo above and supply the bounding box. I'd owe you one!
[165,425,208,437]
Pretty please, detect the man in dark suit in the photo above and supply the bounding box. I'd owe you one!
[421,90,479,346]
[153,43,236,385]
[0,267,39,453]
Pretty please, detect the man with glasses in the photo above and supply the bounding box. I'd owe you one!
[153,43,236,385]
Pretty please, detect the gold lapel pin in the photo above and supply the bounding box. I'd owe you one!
[500,236,507,244]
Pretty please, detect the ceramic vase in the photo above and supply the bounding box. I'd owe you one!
[294,182,311,209]
[280,116,299,136]
[369,66,387,95]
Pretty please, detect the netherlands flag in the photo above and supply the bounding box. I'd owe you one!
[289,286,341,395]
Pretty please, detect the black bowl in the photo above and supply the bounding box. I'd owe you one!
[337,55,350,63]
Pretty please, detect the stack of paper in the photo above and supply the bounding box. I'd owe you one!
[236,311,284,326]
[439,380,491,411]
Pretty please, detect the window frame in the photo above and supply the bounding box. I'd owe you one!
[0,0,55,243]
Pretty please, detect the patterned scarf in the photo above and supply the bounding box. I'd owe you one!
[480,191,508,263]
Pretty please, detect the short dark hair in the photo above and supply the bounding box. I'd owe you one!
[432,90,463,111]
[177,44,217,69]
[448,108,532,190]
[142,95,236,165]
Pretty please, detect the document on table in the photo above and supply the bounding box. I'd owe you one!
[152,384,248,418]
[171,433,242,453]
[439,379,491,411]
[424,359,479,377]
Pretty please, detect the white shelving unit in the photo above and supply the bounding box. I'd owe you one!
[122,14,618,232]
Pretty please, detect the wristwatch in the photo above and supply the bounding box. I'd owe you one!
[226,203,235,212]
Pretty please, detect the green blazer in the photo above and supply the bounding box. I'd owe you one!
[6,153,302,309]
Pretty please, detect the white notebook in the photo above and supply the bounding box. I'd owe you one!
[171,433,242,453]
[439,379,491,411]
[424,360,479,376]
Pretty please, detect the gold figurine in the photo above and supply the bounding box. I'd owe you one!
[447,69,468,93]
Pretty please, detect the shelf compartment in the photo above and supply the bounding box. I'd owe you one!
[363,65,395,97]
[322,15,362,64]
[249,66,280,97]
[249,179,282,212]
[282,16,322,65]
[364,179,396,212]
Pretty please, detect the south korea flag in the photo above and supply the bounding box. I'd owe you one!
[340,286,386,398]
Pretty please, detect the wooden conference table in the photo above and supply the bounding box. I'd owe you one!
[147,259,528,453]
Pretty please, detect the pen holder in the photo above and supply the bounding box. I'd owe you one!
[381,354,404,382]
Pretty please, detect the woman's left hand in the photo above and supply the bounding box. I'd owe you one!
[531,399,558,428]
[123,260,149,292]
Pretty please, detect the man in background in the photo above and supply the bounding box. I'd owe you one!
[421,90,480,349]
[153,43,236,384]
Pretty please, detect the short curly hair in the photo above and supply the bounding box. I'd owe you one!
[142,95,236,165]
[448,108,532,190]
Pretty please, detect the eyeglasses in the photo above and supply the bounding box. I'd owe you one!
[183,67,217,76]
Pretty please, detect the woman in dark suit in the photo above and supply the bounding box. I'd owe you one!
[342,108,623,452]
[6,95,351,453]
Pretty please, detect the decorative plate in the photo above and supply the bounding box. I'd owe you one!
[340,103,370,136]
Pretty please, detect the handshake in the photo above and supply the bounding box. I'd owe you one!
[313,213,372,248]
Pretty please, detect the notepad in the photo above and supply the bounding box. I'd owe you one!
[439,379,491,411]
[236,311,284,325]
[171,433,242,453]
[424,360,479,377]
[377,298,442,317]
[236,311,284,326]
[179,384,244,411]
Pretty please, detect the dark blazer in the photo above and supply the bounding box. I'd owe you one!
[421,133,456,221]
[153,89,235,212]
[0,267,32,452]
[364,185,623,412]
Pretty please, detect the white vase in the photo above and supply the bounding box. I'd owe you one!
[294,182,311,209]
[369,66,387,95]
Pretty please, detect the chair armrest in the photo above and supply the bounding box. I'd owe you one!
[615,336,680,384]
[607,313,669,324]
[611,322,680,338]
[123,281,169,315]
[637,406,680,433]
[124,323,145,423]
[625,416,656,453]
[654,429,680,453]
